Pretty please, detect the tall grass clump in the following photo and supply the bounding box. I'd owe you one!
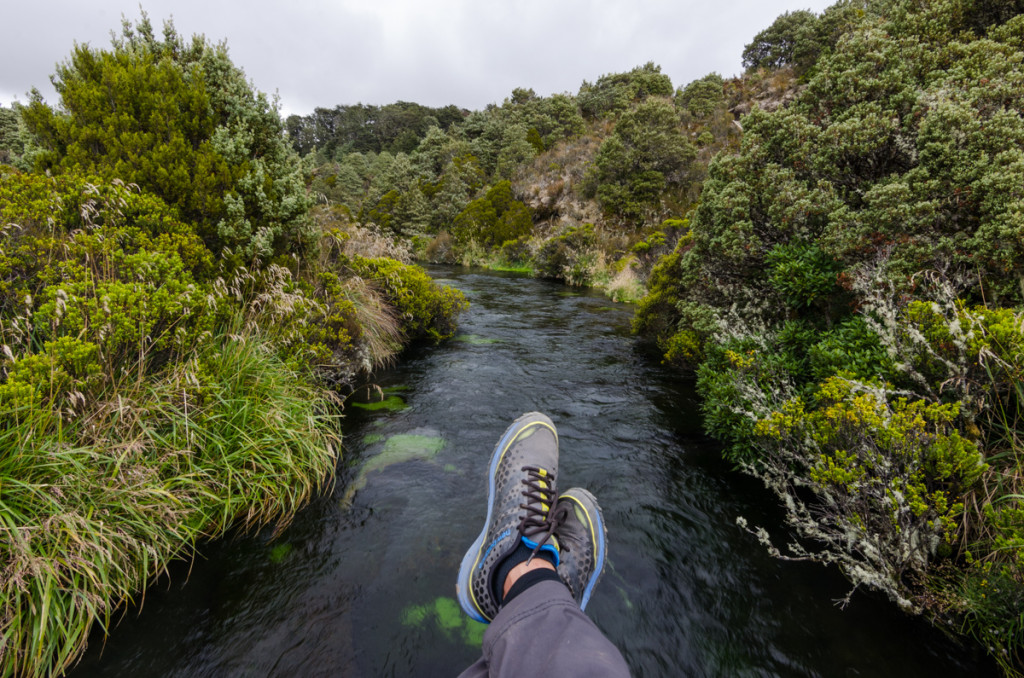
[0,327,339,678]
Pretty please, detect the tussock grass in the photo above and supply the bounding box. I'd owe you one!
[0,329,339,678]
[600,257,645,304]
[341,276,403,368]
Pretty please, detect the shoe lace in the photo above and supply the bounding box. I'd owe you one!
[518,465,565,563]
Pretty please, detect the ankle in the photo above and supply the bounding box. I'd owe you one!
[502,557,556,599]
[502,564,562,607]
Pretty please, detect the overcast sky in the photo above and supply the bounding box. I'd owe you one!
[1,0,835,118]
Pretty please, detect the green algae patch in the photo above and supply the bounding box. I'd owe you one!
[362,433,385,445]
[269,543,294,564]
[401,604,429,627]
[341,430,446,504]
[434,596,463,631]
[616,585,634,611]
[400,596,486,646]
[455,334,500,345]
[443,463,458,473]
[350,395,407,412]
[380,434,445,460]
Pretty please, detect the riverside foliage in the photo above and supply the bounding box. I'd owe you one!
[0,16,466,678]
[291,61,729,296]
[636,0,1024,672]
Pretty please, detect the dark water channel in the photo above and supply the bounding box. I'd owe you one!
[71,267,997,677]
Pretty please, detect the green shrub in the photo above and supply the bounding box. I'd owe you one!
[499,236,532,266]
[20,15,313,261]
[577,62,675,118]
[675,73,726,119]
[347,256,468,341]
[534,223,597,282]
[742,9,822,73]
[765,240,842,312]
[451,180,533,248]
[807,316,896,384]
[586,100,696,222]
[751,376,986,611]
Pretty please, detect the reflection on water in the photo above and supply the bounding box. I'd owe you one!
[71,267,997,677]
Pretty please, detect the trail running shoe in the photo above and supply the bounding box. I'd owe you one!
[551,487,607,611]
[456,412,560,623]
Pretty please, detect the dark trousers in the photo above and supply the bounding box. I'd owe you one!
[458,580,631,677]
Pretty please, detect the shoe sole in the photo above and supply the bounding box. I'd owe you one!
[456,412,557,623]
[560,487,607,611]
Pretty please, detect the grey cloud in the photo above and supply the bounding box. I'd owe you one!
[1,0,836,116]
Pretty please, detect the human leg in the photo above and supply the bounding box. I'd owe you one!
[456,414,629,677]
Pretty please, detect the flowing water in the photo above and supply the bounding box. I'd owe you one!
[71,267,997,677]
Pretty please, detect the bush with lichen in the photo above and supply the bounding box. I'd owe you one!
[632,4,1024,665]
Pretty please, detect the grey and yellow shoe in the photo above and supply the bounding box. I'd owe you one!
[456,412,560,623]
[551,487,607,610]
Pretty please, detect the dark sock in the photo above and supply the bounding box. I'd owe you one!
[492,539,558,606]
[502,568,562,606]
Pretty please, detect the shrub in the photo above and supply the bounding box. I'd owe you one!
[675,73,726,119]
[742,9,822,73]
[347,256,468,341]
[451,180,533,248]
[586,100,696,223]
[534,223,597,282]
[765,240,843,313]
[577,62,675,119]
[748,376,986,612]
[423,231,458,264]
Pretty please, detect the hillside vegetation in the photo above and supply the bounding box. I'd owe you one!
[637,0,1024,673]
[286,61,767,300]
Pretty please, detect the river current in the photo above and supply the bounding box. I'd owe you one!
[71,267,996,677]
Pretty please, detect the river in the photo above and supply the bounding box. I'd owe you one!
[70,267,996,677]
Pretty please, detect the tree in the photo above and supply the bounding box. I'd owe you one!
[284,101,466,157]
[526,93,586,148]
[577,62,674,118]
[0,105,27,167]
[742,9,821,72]
[587,99,696,221]
[452,180,532,247]
[675,74,725,119]
[21,14,312,262]
[495,123,537,179]
[426,153,484,233]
